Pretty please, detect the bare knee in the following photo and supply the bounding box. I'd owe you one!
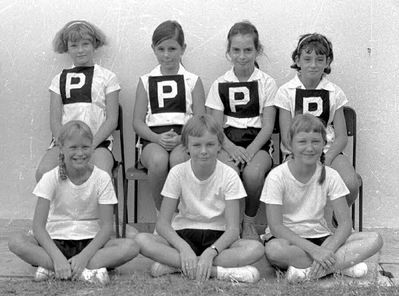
[368,232,383,252]
[135,233,156,250]
[118,238,140,260]
[265,239,288,265]
[8,232,29,255]
[145,155,169,173]
[246,240,265,261]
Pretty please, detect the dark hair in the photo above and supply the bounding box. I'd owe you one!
[152,20,185,47]
[181,114,224,148]
[53,20,107,53]
[226,21,263,68]
[57,120,93,180]
[290,33,334,74]
[288,114,327,184]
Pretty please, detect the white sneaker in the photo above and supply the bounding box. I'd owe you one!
[340,262,368,278]
[285,266,310,283]
[150,262,179,277]
[216,266,260,283]
[34,266,55,281]
[79,268,110,285]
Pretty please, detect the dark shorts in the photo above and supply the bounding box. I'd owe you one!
[224,126,273,155]
[176,229,224,256]
[264,235,330,247]
[53,239,93,259]
[140,125,183,150]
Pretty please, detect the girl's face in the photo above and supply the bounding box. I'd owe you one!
[67,38,95,67]
[152,39,186,74]
[61,131,93,171]
[228,34,258,74]
[290,131,324,167]
[186,130,221,168]
[296,49,330,85]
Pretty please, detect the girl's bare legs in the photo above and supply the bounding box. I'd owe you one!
[241,151,273,240]
[141,143,170,211]
[9,232,56,270]
[265,231,383,276]
[91,147,115,177]
[330,154,360,207]
[135,232,264,275]
[86,238,139,269]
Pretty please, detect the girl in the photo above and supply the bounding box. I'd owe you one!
[275,33,359,211]
[135,114,264,283]
[8,121,139,284]
[206,21,277,240]
[261,114,382,282]
[133,20,205,212]
[36,20,120,181]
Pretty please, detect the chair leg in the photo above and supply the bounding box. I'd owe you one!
[122,178,128,238]
[114,204,120,238]
[359,183,363,232]
[134,180,138,224]
[113,175,120,238]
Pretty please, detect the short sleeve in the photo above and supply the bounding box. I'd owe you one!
[260,168,284,205]
[161,166,182,200]
[223,168,246,201]
[205,80,224,111]
[273,87,292,111]
[261,76,278,108]
[334,86,348,110]
[97,171,117,204]
[32,169,58,201]
[327,169,350,201]
[104,71,121,95]
[49,73,61,95]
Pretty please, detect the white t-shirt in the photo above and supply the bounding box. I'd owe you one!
[141,64,199,127]
[274,74,348,153]
[49,64,121,139]
[33,166,117,240]
[161,159,246,231]
[260,162,349,238]
[206,67,277,129]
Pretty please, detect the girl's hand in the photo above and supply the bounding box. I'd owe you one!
[179,246,198,280]
[53,254,72,280]
[68,253,89,279]
[225,143,250,166]
[310,246,336,274]
[196,248,216,281]
[309,261,326,279]
[245,144,259,163]
[158,129,178,151]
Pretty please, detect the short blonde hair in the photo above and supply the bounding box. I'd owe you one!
[53,20,107,53]
[181,114,224,148]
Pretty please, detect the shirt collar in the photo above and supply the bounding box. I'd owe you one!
[287,74,335,91]
[153,64,185,76]
[223,67,262,82]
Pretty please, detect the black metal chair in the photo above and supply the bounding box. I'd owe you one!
[343,106,363,231]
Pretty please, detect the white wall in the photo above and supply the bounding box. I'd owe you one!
[1,0,398,228]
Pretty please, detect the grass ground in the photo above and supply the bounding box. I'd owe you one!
[0,272,398,296]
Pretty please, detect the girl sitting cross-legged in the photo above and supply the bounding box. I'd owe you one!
[135,114,264,283]
[261,114,383,282]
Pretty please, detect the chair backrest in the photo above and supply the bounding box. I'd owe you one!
[343,106,357,169]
